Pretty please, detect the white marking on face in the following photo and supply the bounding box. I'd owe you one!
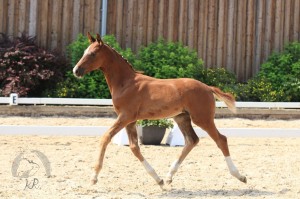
[84,45,91,56]
[73,65,78,75]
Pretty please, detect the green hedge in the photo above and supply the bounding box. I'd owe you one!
[45,34,299,102]
[133,39,204,80]
[258,42,300,101]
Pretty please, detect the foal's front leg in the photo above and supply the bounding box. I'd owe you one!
[91,116,128,185]
[126,122,164,189]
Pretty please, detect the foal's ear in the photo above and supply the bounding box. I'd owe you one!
[87,32,96,43]
[96,33,103,45]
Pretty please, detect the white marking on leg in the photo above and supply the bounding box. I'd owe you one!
[91,172,98,184]
[225,156,245,182]
[166,160,180,182]
[142,160,162,184]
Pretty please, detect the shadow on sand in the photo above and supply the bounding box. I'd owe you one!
[158,188,275,198]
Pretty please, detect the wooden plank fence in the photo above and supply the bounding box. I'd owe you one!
[0,0,300,81]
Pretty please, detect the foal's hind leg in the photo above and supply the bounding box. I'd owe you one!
[166,112,199,184]
[126,122,164,188]
[192,118,247,183]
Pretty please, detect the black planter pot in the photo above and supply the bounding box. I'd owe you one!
[137,126,166,145]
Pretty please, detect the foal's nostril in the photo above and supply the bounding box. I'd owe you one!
[73,66,85,77]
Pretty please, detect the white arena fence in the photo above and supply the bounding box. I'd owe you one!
[0,95,300,109]
[0,95,299,141]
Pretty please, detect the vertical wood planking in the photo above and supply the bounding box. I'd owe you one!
[125,0,134,48]
[284,0,291,43]
[25,0,31,34]
[72,0,80,40]
[50,0,60,49]
[0,0,5,33]
[198,0,208,61]
[274,0,283,51]
[13,0,19,37]
[235,0,246,80]
[293,0,300,40]
[245,0,255,80]
[61,0,73,50]
[136,0,145,49]
[264,0,274,61]
[152,0,159,41]
[146,0,154,45]
[115,0,123,43]
[206,0,217,67]
[217,0,226,67]
[167,0,175,41]
[187,0,198,50]
[121,0,128,47]
[18,0,27,35]
[39,0,48,48]
[7,0,15,36]
[226,0,235,72]
[254,0,265,74]
[131,0,138,51]
[28,0,37,37]
[107,0,116,35]
[178,0,188,44]
[93,0,101,34]
[158,0,165,38]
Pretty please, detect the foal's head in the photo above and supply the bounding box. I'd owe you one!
[73,32,106,78]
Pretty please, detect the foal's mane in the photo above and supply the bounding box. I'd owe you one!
[104,43,140,73]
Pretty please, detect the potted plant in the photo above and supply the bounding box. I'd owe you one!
[137,119,174,145]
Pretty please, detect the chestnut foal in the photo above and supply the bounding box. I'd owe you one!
[73,33,247,188]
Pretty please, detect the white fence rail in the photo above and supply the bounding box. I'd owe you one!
[0,96,300,109]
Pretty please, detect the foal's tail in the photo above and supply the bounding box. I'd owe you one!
[210,86,237,113]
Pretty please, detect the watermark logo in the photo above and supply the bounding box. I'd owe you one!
[11,149,51,190]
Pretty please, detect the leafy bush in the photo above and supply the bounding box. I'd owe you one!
[230,77,286,102]
[258,42,300,101]
[137,119,174,128]
[203,68,237,89]
[0,33,68,97]
[133,39,204,80]
[47,34,135,98]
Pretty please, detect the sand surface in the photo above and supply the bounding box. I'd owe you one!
[0,117,300,198]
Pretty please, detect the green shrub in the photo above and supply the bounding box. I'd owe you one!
[258,42,300,101]
[137,119,174,128]
[133,39,204,80]
[47,34,135,98]
[203,68,237,89]
[230,77,286,102]
[0,33,68,97]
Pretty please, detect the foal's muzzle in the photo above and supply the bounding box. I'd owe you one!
[73,66,85,78]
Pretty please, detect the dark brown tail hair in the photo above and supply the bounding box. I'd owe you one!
[210,86,236,113]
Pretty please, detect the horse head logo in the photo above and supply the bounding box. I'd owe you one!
[11,149,51,179]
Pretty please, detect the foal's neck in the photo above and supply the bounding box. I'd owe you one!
[101,45,136,95]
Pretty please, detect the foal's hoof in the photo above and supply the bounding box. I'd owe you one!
[90,178,98,185]
[239,176,247,184]
[166,179,172,185]
[158,179,165,190]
